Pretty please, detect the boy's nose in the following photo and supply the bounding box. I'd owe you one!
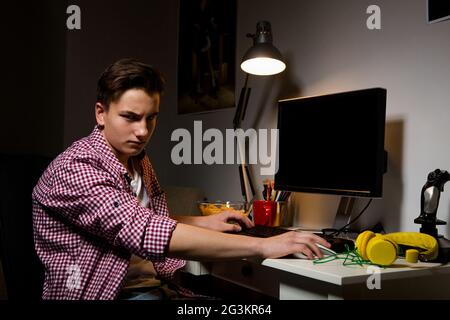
[135,123,148,138]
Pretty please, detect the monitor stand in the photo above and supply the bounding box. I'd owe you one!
[332,197,356,231]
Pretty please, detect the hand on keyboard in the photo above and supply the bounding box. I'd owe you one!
[234,226,332,259]
[263,231,332,259]
[235,226,355,252]
[201,210,254,233]
[313,233,355,253]
[235,225,289,238]
[292,243,337,259]
[233,226,356,258]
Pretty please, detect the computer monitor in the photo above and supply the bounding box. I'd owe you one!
[275,88,387,198]
[427,0,450,24]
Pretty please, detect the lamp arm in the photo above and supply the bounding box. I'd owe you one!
[241,87,252,123]
[233,73,250,130]
[236,139,255,204]
[233,73,255,204]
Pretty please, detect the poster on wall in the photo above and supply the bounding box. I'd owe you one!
[177,0,237,114]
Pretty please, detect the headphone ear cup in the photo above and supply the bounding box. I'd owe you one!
[356,231,376,260]
[366,236,397,266]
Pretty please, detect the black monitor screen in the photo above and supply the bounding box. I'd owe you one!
[275,88,387,198]
[428,0,450,23]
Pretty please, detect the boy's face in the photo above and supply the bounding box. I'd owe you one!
[95,88,160,165]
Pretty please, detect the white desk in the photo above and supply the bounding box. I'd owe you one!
[184,258,450,299]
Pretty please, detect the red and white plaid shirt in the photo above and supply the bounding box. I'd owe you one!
[32,126,185,299]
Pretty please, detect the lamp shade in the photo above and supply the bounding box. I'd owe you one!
[240,21,286,76]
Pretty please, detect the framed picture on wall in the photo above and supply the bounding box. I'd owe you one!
[177,0,237,114]
[427,0,450,23]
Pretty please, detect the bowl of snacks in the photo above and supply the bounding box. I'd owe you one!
[197,201,248,216]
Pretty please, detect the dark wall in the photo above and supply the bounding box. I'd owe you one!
[0,154,52,299]
[3,0,67,157]
[63,0,179,146]
[2,2,67,298]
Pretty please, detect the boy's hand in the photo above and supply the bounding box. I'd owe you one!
[201,210,254,232]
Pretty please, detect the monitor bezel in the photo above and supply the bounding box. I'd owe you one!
[427,0,450,24]
[274,88,387,198]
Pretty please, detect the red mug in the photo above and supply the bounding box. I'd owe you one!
[253,200,277,226]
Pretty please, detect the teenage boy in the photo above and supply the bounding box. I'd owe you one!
[32,58,330,299]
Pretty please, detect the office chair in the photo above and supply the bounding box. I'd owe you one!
[0,154,51,300]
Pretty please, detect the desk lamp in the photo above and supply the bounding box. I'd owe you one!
[233,21,286,206]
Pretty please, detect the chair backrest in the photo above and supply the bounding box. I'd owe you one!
[164,185,206,216]
[0,154,51,300]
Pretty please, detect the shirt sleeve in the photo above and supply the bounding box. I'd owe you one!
[138,155,187,278]
[34,156,176,262]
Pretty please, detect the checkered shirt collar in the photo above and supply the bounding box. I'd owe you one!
[87,125,145,177]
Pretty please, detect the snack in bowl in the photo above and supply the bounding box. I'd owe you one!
[198,201,248,216]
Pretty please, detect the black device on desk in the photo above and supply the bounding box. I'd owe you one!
[273,88,387,232]
[414,168,450,263]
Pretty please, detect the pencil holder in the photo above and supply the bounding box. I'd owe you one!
[273,201,292,227]
[253,200,277,226]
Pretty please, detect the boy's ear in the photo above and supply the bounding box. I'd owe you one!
[95,102,106,126]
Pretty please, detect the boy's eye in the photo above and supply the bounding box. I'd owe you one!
[122,114,138,121]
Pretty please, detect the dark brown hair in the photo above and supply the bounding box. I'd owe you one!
[96,58,165,110]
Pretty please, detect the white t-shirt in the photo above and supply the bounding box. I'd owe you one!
[122,161,160,290]
[130,162,150,208]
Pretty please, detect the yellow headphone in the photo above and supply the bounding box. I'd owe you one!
[355,231,439,266]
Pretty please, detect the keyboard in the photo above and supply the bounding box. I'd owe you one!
[235,226,355,253]
[236,225,290,238]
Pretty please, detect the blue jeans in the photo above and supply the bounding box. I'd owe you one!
[119,287,166,300]
[119,284,215,300]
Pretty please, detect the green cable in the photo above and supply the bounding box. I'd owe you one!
[313,244,384,268]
